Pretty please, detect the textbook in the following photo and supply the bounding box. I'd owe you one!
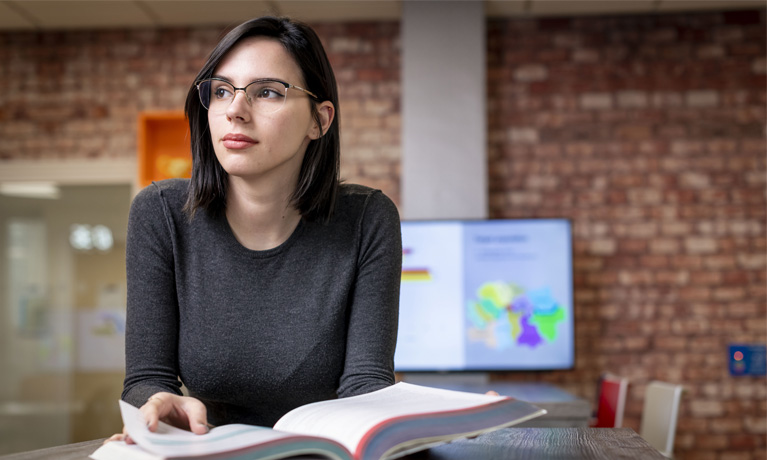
[90,382,546,460]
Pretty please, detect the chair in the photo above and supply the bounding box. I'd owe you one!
[639,381,684,458]
[592,373,629,428]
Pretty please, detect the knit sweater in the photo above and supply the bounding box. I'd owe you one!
[122,179,401,427]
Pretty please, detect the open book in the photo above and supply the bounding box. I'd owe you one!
[90,382,546,460]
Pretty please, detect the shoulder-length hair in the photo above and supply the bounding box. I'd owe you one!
[183,16,340,222]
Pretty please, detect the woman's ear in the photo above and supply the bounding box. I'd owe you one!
[309,101,335,140]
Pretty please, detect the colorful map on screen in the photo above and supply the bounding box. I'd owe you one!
[395,219,573,371]
[467,282,565,349]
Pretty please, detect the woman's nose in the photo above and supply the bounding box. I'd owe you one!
[225,90,252,122]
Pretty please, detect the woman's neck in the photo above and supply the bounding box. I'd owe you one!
[225,177,302,251]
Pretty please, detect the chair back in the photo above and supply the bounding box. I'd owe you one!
[639,380,684,458]
[593,373,628,427]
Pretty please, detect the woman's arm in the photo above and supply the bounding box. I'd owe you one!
[122,184,185,406]
[337,190,402,397]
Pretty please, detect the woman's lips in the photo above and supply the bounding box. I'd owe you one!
[222,133,258,150]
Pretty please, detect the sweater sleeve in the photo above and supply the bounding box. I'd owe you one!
[337,190,402,397]
[121,184,184,407]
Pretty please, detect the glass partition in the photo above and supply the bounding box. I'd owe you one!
[0,184,131,454]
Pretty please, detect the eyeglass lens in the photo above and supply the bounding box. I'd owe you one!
[198,79,288,114]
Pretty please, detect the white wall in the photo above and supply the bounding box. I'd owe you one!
[401,0,487,220]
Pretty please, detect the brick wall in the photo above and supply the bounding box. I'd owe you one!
[487,9,766,460]
[0,22,401,202]
[313,22,401,205]
[1,8,765,460]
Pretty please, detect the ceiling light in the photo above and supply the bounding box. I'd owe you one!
[0,182,61,199]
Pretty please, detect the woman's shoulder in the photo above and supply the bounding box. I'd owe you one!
[133,178,190,205]
[338,183,394,208]
[338,183,378,199]
[130,179,190,222]
[336,183,399,222]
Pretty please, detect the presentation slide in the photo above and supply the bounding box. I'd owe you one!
[395,219,573,372]
[395,222,465,370]
[462,220,573,370]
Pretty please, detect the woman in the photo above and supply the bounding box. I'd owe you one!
[115,16,401,438]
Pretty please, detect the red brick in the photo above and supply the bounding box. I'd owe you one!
[719,452,754,460]
[728,434,758,450]
[680,451,716,460]
[709,417,743,434]
[744,416,767,434]
[650,238,681,254]
[639,255,670,268]
[704,255,737,270]
[654,336,687,350]
[655,270,690,285]
[688,336,723,351]
[678,287,712,301]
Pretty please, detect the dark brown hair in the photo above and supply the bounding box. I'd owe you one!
[183,16,340,222]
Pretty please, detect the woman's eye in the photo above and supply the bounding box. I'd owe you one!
[255,87,283,99]
[213,86,232,99]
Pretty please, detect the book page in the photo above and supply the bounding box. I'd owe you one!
[273,382,507,455]
[90,440,164,460]
[119,400,340,458]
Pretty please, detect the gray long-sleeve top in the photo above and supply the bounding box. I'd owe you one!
[122,179,401,427]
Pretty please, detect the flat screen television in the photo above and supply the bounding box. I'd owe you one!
[394,218,574,372]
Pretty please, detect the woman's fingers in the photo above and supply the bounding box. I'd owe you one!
[103,426,133,445]
[105,394,211,446]
[180,396,210,435]
[103,433,124,444]
[140,392,210,434]
[141,393,168,432]
[105,395,209,446]
[124,425,135,444]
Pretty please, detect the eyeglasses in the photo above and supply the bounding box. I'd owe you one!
[195,77,319,115]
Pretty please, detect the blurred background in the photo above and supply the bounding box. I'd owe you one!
[0,0,764,458]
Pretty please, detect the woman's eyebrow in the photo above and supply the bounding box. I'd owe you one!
[210,75,284,84]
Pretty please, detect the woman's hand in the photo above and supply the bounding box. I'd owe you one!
[104,426,134,445]
[103,393,210,445]
[141,392,210,434]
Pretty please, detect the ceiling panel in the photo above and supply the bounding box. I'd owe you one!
[0,0,763,31]
[656,0,765,12]
[0,1,35,30]
[276,0,401,22]
[8,0,154,29]
[485,0,527,17]
[487,0,765,17]
[144,0,275,27]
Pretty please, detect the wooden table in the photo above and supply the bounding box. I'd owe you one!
[413,428,665,459]
[0,428,665,460]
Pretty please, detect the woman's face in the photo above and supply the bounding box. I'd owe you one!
[207,36,322,187]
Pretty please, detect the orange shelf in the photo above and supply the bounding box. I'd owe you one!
[137,111,192,187]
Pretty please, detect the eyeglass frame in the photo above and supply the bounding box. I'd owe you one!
[195,77,320,113]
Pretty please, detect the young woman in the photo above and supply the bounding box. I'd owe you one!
[114,16,401,438]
